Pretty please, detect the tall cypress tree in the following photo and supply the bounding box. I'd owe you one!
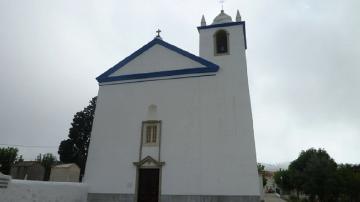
[58,96,97,179]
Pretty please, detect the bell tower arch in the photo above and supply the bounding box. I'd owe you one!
[214,29,230,55]
[198,10,247,61]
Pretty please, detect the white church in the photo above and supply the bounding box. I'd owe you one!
[84,9,260,202]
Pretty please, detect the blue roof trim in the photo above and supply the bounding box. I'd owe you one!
[96,38,219,83]
[197,21,247,49]
[100,74,216,86]
[197,21,244,30]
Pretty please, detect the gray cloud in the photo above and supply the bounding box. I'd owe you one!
[247,0,360,163]
[0,0,359,164]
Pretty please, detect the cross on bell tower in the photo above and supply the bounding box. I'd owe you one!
[219,0,225,10]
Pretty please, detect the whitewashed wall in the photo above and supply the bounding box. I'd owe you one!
[84,23,259,196]
[0,180,88,202]
[50,165,80,182]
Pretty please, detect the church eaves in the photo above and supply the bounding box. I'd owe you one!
[96,38,219,84]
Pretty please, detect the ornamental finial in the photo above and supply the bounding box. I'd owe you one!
[236,10,241,22]
[201,15,206,26]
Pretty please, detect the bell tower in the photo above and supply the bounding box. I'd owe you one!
[198,9,249,95]
[197,10,259,198]
[197,9,250,99]
[198,10,246,59]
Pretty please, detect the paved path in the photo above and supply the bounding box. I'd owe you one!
[264,193,286,202]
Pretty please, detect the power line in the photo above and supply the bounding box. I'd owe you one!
[0,143,58,148]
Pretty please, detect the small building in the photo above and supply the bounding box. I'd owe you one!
[50,163,80,182]
[264,171,278,193]
[10,161,45,181]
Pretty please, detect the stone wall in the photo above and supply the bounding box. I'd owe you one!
[0,179,88,202]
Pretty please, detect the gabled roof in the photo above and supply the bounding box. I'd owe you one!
[96,38,219,84]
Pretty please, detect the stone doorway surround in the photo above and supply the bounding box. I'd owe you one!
[133,156,165,202]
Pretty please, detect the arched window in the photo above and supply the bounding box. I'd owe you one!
[214,30,229,55]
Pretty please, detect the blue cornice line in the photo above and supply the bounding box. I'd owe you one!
[96,38,220,83]
[197,21,244,30]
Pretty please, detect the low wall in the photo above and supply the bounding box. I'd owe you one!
[0,179,88,202]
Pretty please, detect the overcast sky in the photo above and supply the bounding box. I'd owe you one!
[0,0,359,165]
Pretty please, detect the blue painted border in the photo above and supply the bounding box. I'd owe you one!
[100,74,216,86]
[197,21,247,49]
[197,21,244,30]
[96,38,219,83]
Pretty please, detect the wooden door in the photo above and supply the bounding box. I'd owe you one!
[137,168,160,202]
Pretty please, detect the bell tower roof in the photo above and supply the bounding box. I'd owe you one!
[212,10,232,25]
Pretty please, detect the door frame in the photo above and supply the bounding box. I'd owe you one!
[135,167,162,202]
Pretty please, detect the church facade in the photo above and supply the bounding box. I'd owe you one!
[84,10,260,202]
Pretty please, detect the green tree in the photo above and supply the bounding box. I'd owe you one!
[274,169,292,194]
[289,148,338,202]
[257,163,267,187]
[58,96,97,179]
[0,147,18,175]
[36,153,57,181]
[337,164,360,202]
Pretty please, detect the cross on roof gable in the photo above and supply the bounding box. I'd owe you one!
[96,38,219,84]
